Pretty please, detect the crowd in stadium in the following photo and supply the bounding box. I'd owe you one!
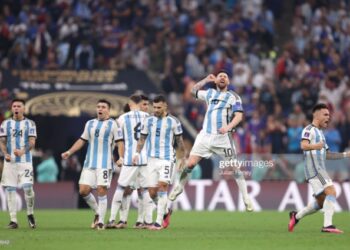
[1,0,350,181]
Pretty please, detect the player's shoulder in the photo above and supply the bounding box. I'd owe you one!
[227,90,241,100]
[138,110,149,118]
[303,124,314,132]
[1,118,12,125]
[167,114,181,124]
[24,118,36,126]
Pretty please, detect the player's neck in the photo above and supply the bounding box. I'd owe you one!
[311,121,320,129]
[98,116,110,121]
[13,115,24,121]
[217,87,228,92]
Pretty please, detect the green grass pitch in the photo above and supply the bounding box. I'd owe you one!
[0,210,349,250]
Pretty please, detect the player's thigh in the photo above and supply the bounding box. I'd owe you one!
[0,161,18,187]
[158,160,175,185]
[138,166,148,188]
[18,163,34,187]
[96,168,112,188]
[308,173,333,197]
[144,158,159,188]
[117,166,139,187]
[79,168,97,189]
[190,133,212,159]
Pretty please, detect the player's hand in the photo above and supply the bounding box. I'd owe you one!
[313,142,324,150]
[61,151,71,160]
[116,157,123,167]
[218,125,230,134]
[206,74,216,82]
[132,153,139,165]
[14,148,25,157]
[5,153,11,162]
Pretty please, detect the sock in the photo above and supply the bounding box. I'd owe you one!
[82,193,99,214]
[323,195,336,227]
[296,201,320,220]
[143,189,154,224]
[233,170,250,204]
[109,186,124,222]
[120,194,131,222]
[6,187,17,223]
[155,191,168,225]
[178,167,192,188]
[98,195,108,224]
[136,191,144,223]
[23,185,35,215]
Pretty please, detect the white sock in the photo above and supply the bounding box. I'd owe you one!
[296,201,319,220]
[155,191,168,225]
[109,186,124,222]
[23,186,35,215]
[120,194,131,222]
[82,193,99,214]
[98,195,108,224]
[234,170,250,203]
[143,189,154,224]
[6,187,17,223]
[136,191,144,223]
[323,195,336,227]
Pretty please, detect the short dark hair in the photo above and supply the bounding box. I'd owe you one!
[216,69,231,78]
[97,99,111,108]
[312,103,328,113]
[129,94,142,104]
[153,95,167,103]
[11,99,26,105]
[123,103,130,112]
[140,94,149,101]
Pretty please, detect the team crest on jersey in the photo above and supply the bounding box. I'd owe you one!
[0,127,4,134]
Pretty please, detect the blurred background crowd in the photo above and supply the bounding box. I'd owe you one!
[1,0,350,182]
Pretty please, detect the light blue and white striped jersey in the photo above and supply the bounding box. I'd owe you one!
[0,118,37,163]
[196,88,243,134]
[118,110,149,166]
[141,114,183,161]
[81,118,121,170]
[301,124,329,180]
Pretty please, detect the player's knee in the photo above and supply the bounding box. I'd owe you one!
[79,187,90,197]
[123,187,133,196]
[96,186,107,196]
[22,184,34,196]
[148,188,157,199]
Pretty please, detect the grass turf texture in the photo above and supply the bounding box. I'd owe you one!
[0,210,349,250]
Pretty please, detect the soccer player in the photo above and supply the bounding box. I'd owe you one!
[61,99,122,230]
[106,95,153,229]
[288,103,350,234]
[133,95,186,230]
[169,72,253,211]
[0,99,37,229]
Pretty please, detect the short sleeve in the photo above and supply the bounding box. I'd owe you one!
[28,120,37,137]
[301,128,312,141]
[141,117,149,135]
[196,90,207,101]
[114,121,123,141]
[173,119,183,136]
[231,93,244,112]
[0,121,6,137]
[80,121,90,141]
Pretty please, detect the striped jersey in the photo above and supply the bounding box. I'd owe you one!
[0,118,37,163]
[196,88,243,134]
[80,118,121,170]
[118,110,149,166]
[141,114,183,161]
[301,124,329,179]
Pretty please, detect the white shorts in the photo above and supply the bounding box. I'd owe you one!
[117,166,147,188]
[308,172,333,196]
[79,168,112,189]
[190,131,237,160]
[146,158,175,187]
[1,161,34,188]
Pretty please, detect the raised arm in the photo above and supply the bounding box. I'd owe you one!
[191,74,216,97]
[61,138,86,159]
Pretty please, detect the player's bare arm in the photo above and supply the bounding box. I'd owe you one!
[116,140,124,166]
[61,138,86,159]
[300,140,324,151]
[14,137,36,157]
[0,137,10,161]
[132,134,147,164]
[175,135,187,170]
[219,112,243,134]
[191,74,216,97]
[326,151,350,160]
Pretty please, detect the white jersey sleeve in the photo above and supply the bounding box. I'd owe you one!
[28,120,37,137]
[173,118,183,136]
[301,127,313,141]
[196,90,207,101]
[0,121,6,137]
[81,121,91,141]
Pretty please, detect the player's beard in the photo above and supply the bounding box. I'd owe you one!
[217,82,227,90]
